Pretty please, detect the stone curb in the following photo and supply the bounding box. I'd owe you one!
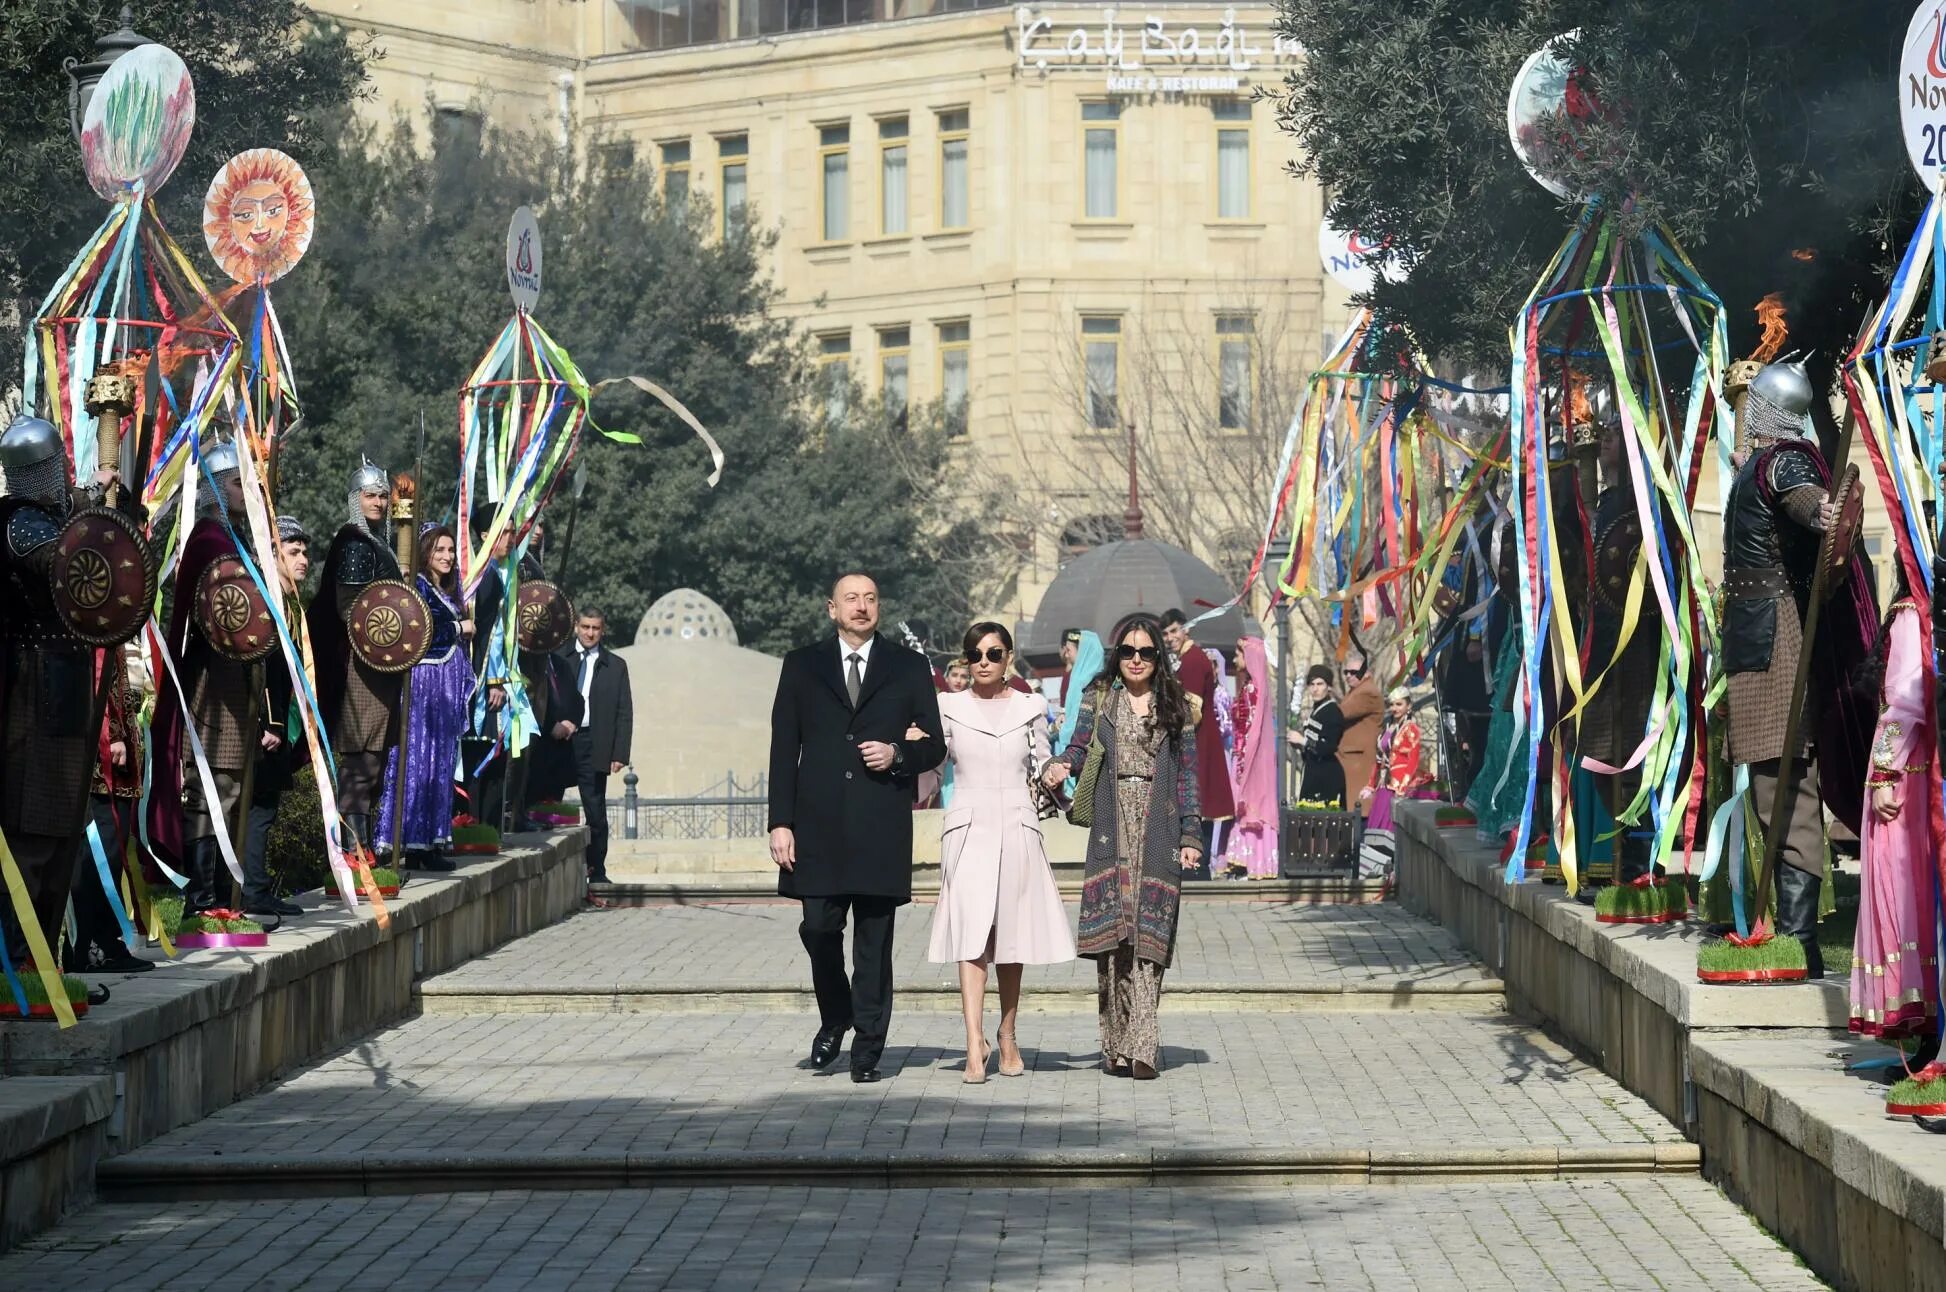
[591,879,1391,906]
[96,1142,1696,1201]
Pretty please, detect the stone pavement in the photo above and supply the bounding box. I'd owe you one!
[0,1178,1820,1291]
[430,900,1492,991]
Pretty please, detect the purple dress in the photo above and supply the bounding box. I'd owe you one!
[377,577,474,851]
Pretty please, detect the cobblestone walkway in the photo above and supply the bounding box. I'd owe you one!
[1,1179,1818,1291]
[431,901,1492,990]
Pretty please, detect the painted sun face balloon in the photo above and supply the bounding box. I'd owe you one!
[80,43,196,200]
[203,149,316,285]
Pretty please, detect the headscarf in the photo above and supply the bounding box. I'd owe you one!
[1232,637,1276,832]
[1057,629,1106,794]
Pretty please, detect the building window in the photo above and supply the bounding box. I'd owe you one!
[939,108,970,229]
[878,326,910,430]
[1082,102,1120,220]
[661,140,692,215]
[735,0,874,39]
[818,331,852,424]
[719,134,748,235]
[1213,100,1251,220]
[1216,314,1254,429]
[938,320,970,437]
[819,124,850,241]
[1082,315,1121,430]
[620,0,731,50]
[598,140,637,178]
[878,118,909,235]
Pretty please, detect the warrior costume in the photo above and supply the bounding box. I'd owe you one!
[306,463,404,856]
[0,416,102,961]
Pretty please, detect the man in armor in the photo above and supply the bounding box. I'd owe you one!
[306,461,404,863]
[149,441,261,919]
[68,641,153,972]
[1721,359,1842,976]
[0,415,106,964]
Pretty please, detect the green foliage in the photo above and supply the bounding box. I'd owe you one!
[1886,1073,1946,1109]
[0,0,370,377]
[2,972,88,1007]
[265,766,330,895]
[274,111,975,654]
[1273,0,1922,369]
[1593,879,1686,921]
[1696,935,1806,974]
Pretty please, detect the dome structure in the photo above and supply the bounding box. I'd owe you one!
[635,588,739,647]
[1021,433,1246,668]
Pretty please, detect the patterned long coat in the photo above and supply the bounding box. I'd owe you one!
[1056,683,1202,968]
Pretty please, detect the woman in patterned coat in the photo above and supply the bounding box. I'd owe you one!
[1043,614,1202,1080]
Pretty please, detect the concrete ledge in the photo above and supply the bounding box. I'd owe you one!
[0,830,583,1250]
[411,979,1507,1015]
[0,1076,113,1251]
[594,876,1392,906]
[96,1141,1697,1200]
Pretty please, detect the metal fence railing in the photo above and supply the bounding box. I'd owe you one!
[605,771,769,841]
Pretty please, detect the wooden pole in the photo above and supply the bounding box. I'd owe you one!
[1744,407,1857,933]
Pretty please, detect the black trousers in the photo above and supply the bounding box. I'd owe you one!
[569,729,610,877]
[71,797,136,957]
[242,798,280,907]
[799,894,898,1072]
[463,738,506,835]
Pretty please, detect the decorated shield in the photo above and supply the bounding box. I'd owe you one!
[1592,509,1644,614]
[347,579,432,673]
[516,580,574,654]
[49,508,157,646]
[194,553,276,662]
[1819,464,1865,588]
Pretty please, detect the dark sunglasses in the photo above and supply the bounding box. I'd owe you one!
[966,647,1008,664]
[1116,645,1159,662]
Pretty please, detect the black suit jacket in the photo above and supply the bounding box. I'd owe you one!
[554,644,633,771]
[767,634,945,903]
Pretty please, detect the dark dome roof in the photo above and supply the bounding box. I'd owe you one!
[1023,537,1244,667]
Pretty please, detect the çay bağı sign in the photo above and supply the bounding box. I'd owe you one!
[1902,1,1946,184]
[1016,6,1301,74]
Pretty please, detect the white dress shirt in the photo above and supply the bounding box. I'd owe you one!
[574,643,600,727]
[839,634,875,692]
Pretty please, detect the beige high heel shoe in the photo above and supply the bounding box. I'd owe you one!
[963,1038,991,1084]
[996,1030,1026,1077]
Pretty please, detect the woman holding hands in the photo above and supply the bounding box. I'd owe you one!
[1042,614,1202,1080]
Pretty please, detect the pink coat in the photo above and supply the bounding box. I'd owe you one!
[927,689,1077,965]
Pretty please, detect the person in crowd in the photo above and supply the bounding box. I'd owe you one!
[1850,580,1941,1072]
[1043,614,1202,1080]
[1226,637,1279,879]
[1336,656,1383,818]
[551,609,633,886]
[1058,627,1083,708]
[67,642,152,973]
[306,461,404,869]
[927,622,1075,1082]
[1161,609,1233,880]
[375,524,474,872]
[1289,665,1347,808]
[767,572,945,1083]
[464,506,550,833]
[240,516,311,916]
[942,658,970,693]
[1357,688,1432,880]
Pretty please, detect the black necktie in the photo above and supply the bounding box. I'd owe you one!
[847,653,863,708]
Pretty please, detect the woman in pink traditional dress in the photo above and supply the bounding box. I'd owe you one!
[1357,689,1431,880]
[1225,637,1280,879]
[1851,593,1941,1050]
[927,621,1076,1083]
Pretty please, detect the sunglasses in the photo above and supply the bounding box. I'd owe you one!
[1116,645,1159,662]
[966,647,1008,664]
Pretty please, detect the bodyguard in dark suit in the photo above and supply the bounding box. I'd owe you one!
[551,609,632,884]
[767,573,945,1082]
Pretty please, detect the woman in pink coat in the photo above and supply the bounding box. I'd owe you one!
[926,621,1076,1083]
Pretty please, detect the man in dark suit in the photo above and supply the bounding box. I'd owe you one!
[551,609,632,885]
[767,572,945,1083]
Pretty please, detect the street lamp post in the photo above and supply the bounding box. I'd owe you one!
[65,6,153,142]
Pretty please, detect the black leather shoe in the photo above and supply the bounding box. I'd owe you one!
[96,950,153,973]
[245,899,304,917]
[586,869,612,885]
[850,1067,880,1084]
[810,1024,848,1068]
[412,852,458,873]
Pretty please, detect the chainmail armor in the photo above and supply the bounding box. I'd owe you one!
[1742,387,1813,445]
[2,454,68,504]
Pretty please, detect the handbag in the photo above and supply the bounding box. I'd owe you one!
[1066,730,1105,829]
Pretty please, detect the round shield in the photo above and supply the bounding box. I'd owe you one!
[1819,464,1864,589]
[1592,509,1644,614]
[516,580,574,654]
[49,507,157,646]
[347,579,432,673]
[193,553,276,662]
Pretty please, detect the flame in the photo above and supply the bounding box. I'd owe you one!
[1790,247,1816,262]
[1752,294,1788,364]
[391,471,416,500]
[1568,380,1595,427]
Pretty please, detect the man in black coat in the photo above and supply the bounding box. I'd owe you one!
[767,573,945,1082]
[550,608,632,884]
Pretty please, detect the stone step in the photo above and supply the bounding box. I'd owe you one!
[589,874,1384,905]
[96,1141,1698,1201]
[410,979,1508,1015]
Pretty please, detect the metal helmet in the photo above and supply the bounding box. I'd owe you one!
[1748,359,1814,418]
[203,438,240,477]
[349,459,388,496]
[0,416,68,501]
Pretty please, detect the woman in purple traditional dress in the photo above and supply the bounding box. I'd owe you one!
[377,525,475,870]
